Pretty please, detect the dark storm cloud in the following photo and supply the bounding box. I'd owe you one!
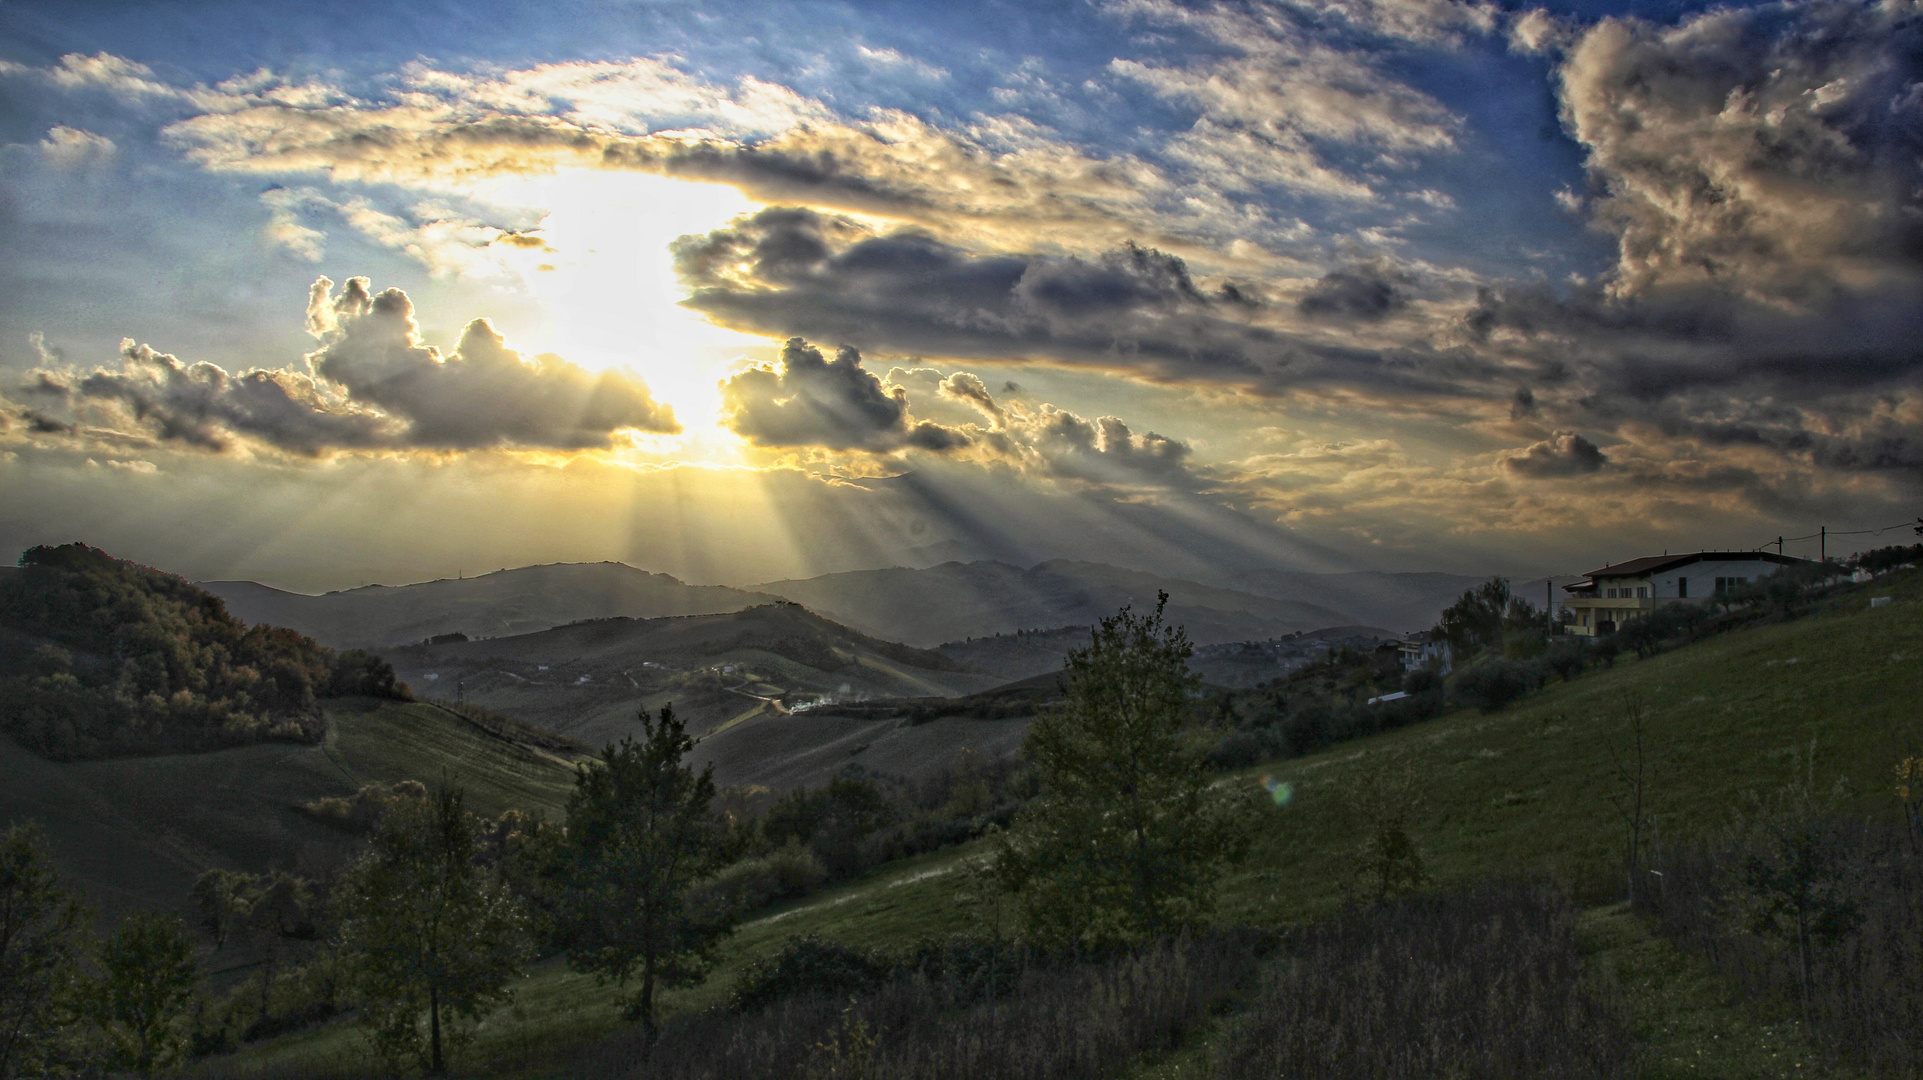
[718,337,967,452]
[1296,262,1410,321]
[675,207,1500,400]
[21,277,679,457]
[1498,432,1606,478]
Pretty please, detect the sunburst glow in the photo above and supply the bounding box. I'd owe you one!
[477,171,767,441]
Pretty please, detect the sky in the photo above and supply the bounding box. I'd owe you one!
[1,0,1920,591]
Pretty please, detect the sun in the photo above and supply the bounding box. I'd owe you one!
[476,170,769,435]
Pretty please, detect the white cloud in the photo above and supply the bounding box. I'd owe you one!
[38,126,115,168]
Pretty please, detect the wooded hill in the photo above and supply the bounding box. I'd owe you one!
[0,544,406,760]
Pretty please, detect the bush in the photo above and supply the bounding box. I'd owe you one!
[697,842,829,917]
[729,936,891,1013]
[1543,638,1589,682]
[1642,810,1922,1077]
[586,933,1264,1080]
[1451,659,1540,713]
[1215,883,1629,1080]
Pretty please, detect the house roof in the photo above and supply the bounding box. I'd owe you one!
[1565,550,1808,589]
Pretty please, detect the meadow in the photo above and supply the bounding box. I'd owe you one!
[186,566,1923,1079]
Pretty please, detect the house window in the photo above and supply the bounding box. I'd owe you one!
[1714,576,1749,595]
[1637,587,1648,598]
[1678,577,1688,598]
[1605,588,1616,598]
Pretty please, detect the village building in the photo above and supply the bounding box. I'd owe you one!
[1561,551,1808,636]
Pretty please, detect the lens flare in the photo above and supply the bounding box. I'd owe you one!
[1261,775,1294,807]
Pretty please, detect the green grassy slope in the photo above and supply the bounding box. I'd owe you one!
[200,569,1923,1078]
[322,699,584,821]
[0,699,586,921]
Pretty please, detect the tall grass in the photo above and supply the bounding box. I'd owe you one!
[1642,817,1923,1078]
[576,934,1264,1080]
[1214,883,1630,1080]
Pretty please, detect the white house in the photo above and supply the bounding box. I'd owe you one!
[1561,551,1808,636]
[1398,630,1452,672]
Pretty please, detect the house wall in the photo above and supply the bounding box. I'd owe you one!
[1646,557,1790,599]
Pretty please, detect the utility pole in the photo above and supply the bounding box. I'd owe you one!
[1777,536,1783,555]
[1820,526,1826,563]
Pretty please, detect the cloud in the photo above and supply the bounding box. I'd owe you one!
[16,277,677,456]
[675,206,1494,402]
[938,372,1006,426]
[306,277,679,448]
[1106,0,1462,201]
[1297,261,1411,320]
[1557,0,1923,303]
[1498,431,1606,477]
[1507,9,1575,54]
[719,337,966,452]
[38,126,115,169]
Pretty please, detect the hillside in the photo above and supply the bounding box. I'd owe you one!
[376,603,1006,764]
[752,559,1350,648]
[0,698,583,922]
[201,562,775,650]
[0,543,404,760]
[202,567,1923,1080]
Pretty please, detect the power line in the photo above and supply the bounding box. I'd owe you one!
[1750,518,1923,554]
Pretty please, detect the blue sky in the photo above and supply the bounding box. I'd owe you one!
[1,0,1917,590]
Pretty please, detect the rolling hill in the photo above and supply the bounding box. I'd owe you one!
[0,698,585,922]
[205,566,1923,1080]
[201,562,775,650]
[751,559,1351,648]
[375,603,1007,757]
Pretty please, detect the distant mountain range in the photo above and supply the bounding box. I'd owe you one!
[202,563,776,649]
[754,559,1368,648]
[202,558,1515,656]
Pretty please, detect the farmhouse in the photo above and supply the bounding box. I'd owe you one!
[1561,551,1807,636]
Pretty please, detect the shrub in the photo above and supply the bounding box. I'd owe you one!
[1214,883,1629,1080]
[1543,638,1589,682]
[1641,809,1922,1076]
[729,936,891,1013]
[1451,659,1539,713]
[587,933,1264,1080]
[697,842,829,917]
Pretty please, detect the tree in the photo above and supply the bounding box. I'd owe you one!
[0,823,87,1080]
[91,911,199,1077]
[1344,753,1429,901]
[991,593,1261,951]
[336,786,530,1076]
[555,706,734,1046]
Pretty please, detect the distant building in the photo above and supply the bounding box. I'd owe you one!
[1398,630,1452,673]
[1561,551,1808,637]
